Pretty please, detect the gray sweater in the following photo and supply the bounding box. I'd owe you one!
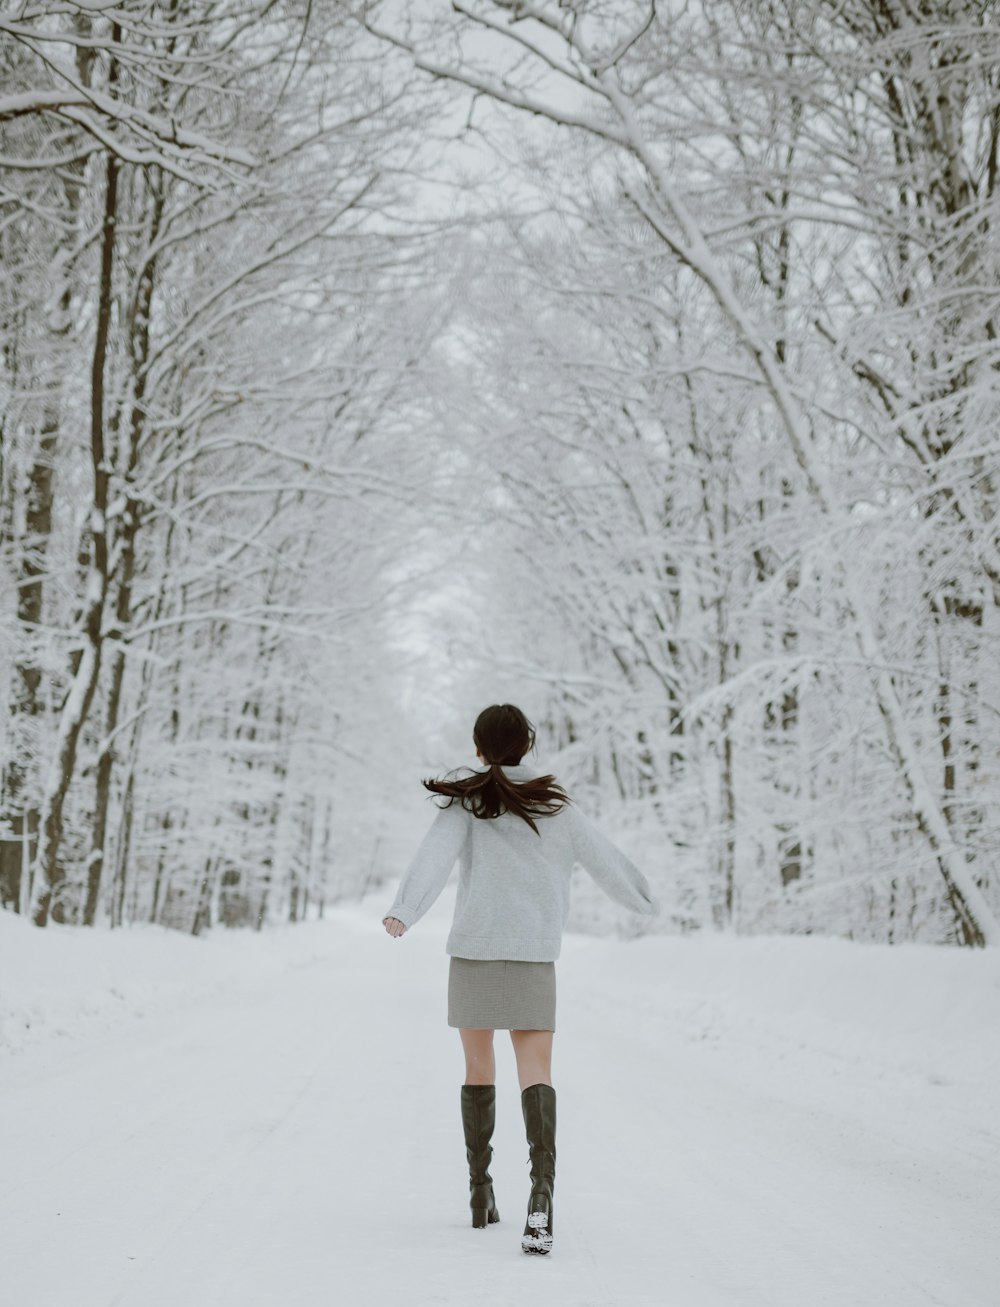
[384,765,658,961]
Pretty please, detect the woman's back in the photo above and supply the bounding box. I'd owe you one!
[385,763,656,961]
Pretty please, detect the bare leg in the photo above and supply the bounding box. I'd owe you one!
[460,1028,496,1085]
[509,1029,554,1090]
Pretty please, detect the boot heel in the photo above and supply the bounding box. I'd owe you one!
[471,1200,500,1228]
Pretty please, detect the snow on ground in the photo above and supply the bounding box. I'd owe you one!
[0,908,349,1059]
[1,889,998,1307]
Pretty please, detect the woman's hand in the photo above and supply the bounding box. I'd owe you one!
[383,916,407,938]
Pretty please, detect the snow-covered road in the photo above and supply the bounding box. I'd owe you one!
[2,900,997,1307]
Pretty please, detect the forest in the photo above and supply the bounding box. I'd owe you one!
[2,0,998,947]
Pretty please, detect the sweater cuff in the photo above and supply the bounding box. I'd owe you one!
[383,904,416,928]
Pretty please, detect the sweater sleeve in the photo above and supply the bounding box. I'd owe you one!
[569,808,659,916]
[383,804,468,929]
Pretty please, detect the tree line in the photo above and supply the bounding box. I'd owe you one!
[2,0,997,946]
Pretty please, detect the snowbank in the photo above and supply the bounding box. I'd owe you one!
[0,908,347,1056]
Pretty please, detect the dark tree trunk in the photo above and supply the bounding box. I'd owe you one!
[33,118,119,925]
[86,171,163,925]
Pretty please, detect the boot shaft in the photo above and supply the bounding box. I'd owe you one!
[461,1084,496,1185]
[461,1084,499,1227]
[521,1082,556,1191]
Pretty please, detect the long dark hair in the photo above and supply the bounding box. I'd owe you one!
[423,704,570,834]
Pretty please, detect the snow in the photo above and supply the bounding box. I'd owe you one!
[0,910,342,1058]
[2,895,998,1306]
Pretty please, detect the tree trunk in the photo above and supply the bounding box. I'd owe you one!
[33,130,119,924]
[86,172,163,925]
[4,418,56,871]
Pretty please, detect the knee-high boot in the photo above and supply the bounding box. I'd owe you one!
[461,1084,500,1228]
[521,1082,556,1254]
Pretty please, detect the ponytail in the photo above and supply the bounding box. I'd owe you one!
[423,763,570,834]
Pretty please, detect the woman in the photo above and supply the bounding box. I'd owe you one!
[382,703,657,1256]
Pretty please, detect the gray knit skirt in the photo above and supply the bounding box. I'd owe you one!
[447,957,556,1031]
